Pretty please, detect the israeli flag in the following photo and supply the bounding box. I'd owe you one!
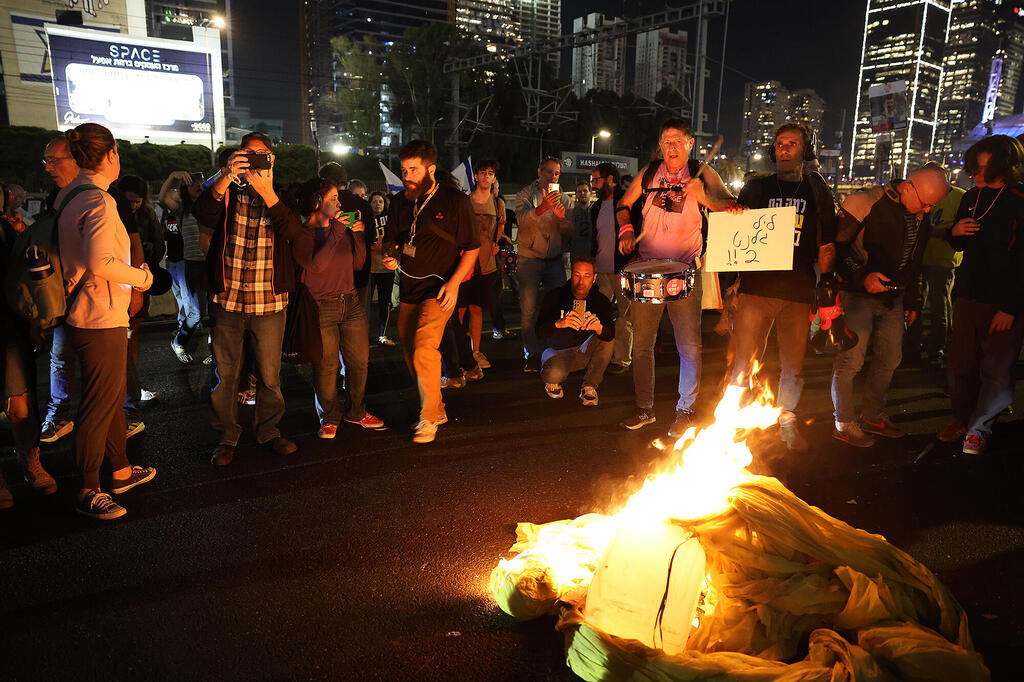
[450,157,475,194]
[378,161,404,194]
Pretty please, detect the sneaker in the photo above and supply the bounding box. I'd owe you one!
[580,385,598,406]
[76,490,126,520]
[545,383,564,399]
[140,388,160,402]
[210,443,235,467]
[779,420,808,453]
[831,422,876,448]
[413,419,437,444]
[523,358,540,373]
[19,449,57,495]
[434,413,449,426]
[345,413,387,430]
[605,362,630,375]
[0,473,13,510]
[378,336,396,347]
[937,421,967,443]
[110,466,156,494]
[237,388,257,405]
[473,350,491,369]
[39,419,74,444]
[465,365,484,381]
[962,434,987,455]
[493,329,514,340]
[668,410,695,438]
[203,355,214,366]
[318,424,338,439]
[126,420,146,439]
[621,409,656,430]
[860,414,906,439]
[441,374,466,389]
[171,342,193,364]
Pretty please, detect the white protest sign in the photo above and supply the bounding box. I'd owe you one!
[704,206,796,272]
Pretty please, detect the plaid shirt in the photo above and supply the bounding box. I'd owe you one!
[212,191,289,314]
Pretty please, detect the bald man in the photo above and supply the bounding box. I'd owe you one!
[829,165,950,447]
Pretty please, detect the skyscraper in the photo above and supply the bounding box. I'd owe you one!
[741,81,790,162]
[517,0,561,78]
[452,0,520,48]
[571,13,627,97]
[849,0,952,182]
[789,88,826,146]
[934,0,1024,164]
[635,28,688,102]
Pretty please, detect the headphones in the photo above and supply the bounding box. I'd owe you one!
[768,126,817,162]
[300,180,326,216]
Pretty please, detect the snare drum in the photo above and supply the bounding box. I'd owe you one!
[619,259,695,303]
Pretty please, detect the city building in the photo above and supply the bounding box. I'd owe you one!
[740,81,826,169]
[517,0,561,78]
[571,13,627,97]
[789,88,826,145]
[634,28,688,102]
[452,0,520,48]
[933,0,1024,164]
[849,0,952,182]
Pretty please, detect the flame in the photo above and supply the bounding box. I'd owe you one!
[493,364,780,602]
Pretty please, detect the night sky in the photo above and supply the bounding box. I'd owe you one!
[561,0,867,153]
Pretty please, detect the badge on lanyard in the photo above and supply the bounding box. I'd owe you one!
[403,242,416,258]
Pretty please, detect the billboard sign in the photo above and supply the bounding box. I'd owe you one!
[45,25,222,143]
[982,58,1003,124]
[868,81,907,133]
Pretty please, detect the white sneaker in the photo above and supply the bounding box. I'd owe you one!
[140,388,160,402]
[580,385,598,406]
[413,419,437,444]
[473,350,491,369]
[545,383,564,399]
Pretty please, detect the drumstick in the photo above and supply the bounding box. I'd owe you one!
[634,135,725,246]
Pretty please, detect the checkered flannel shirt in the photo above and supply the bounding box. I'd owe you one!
[212,191,289,315]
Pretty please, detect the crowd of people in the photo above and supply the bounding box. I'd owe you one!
[0,118,1021,521]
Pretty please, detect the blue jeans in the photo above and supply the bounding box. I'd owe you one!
[313,294,369,426]
[169,259,204,350]
[516,256,567,360]
[631,272,703,412]
[540,335,614,388]
[45,324,75,425]
[830,292,904,423]
[949,298,1024,438]
[209,302,287,446]
[729,293,811,414]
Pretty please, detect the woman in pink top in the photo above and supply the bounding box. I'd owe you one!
[58,123,158,521]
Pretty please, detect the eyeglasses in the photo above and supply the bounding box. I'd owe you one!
[42,155,74,166]
[906,180,936,209]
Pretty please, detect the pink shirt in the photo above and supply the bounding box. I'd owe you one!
[638,162,703,263]
[58,170,149,329]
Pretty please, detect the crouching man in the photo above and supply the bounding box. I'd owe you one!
[535,256,616,405]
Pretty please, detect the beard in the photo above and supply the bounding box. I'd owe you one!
[405,174,435,198]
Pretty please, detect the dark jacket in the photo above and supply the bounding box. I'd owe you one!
[341,190,374,290]
[192,184,304,297]
[949,184,1024,316]
[535,282,616,350]
[590,188,629,272]
[835,181,931,311]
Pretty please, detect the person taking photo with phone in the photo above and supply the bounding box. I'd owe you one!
[193,131,304,467]
[158,169,207,364]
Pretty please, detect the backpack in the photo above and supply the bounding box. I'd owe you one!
[635,159,710,256]
[4,184,100,329]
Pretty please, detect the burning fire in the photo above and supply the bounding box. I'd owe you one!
[491,367,780,607]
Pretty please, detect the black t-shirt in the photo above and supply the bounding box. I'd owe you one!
[737,175,821,304]
[384,183,478,304]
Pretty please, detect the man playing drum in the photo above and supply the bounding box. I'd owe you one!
[616,117,738,436]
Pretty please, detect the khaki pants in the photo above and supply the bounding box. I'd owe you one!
[398,299,454,423]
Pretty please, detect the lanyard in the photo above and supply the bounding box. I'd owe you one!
[408,183,439,246]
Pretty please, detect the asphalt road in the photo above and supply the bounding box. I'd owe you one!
[1,310,1022,681]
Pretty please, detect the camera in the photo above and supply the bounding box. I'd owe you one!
[245,151,272,170]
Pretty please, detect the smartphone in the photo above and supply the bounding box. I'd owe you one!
[572,299,587,316]
[245,151,272,170]
[189,172,204,184]
[548,182,560,193]
[340,211,359,226]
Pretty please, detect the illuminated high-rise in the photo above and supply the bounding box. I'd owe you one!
[635,28,688,102]
[517,0,561,77]
[452,0,520,47]
[571,13,627,97]
[934,0,1024,164]
[849,0,952,182]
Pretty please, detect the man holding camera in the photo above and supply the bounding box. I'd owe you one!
[193,131,304,466]
[535,256,616,405]
[515,157,576,373]
[830,164,950,447]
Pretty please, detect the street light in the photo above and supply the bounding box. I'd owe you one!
[211,14,226,29]
[591,129,611,154]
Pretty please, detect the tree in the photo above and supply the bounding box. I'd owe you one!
[329,35,384,151]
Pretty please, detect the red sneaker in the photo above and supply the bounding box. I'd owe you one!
[937,421,967,443]
[318,424,338,439]
[346,413,386,430]
[962,434,986,455]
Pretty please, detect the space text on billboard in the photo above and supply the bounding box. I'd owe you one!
[47,29,216,136]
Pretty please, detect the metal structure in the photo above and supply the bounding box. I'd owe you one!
[442,0,727,165]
